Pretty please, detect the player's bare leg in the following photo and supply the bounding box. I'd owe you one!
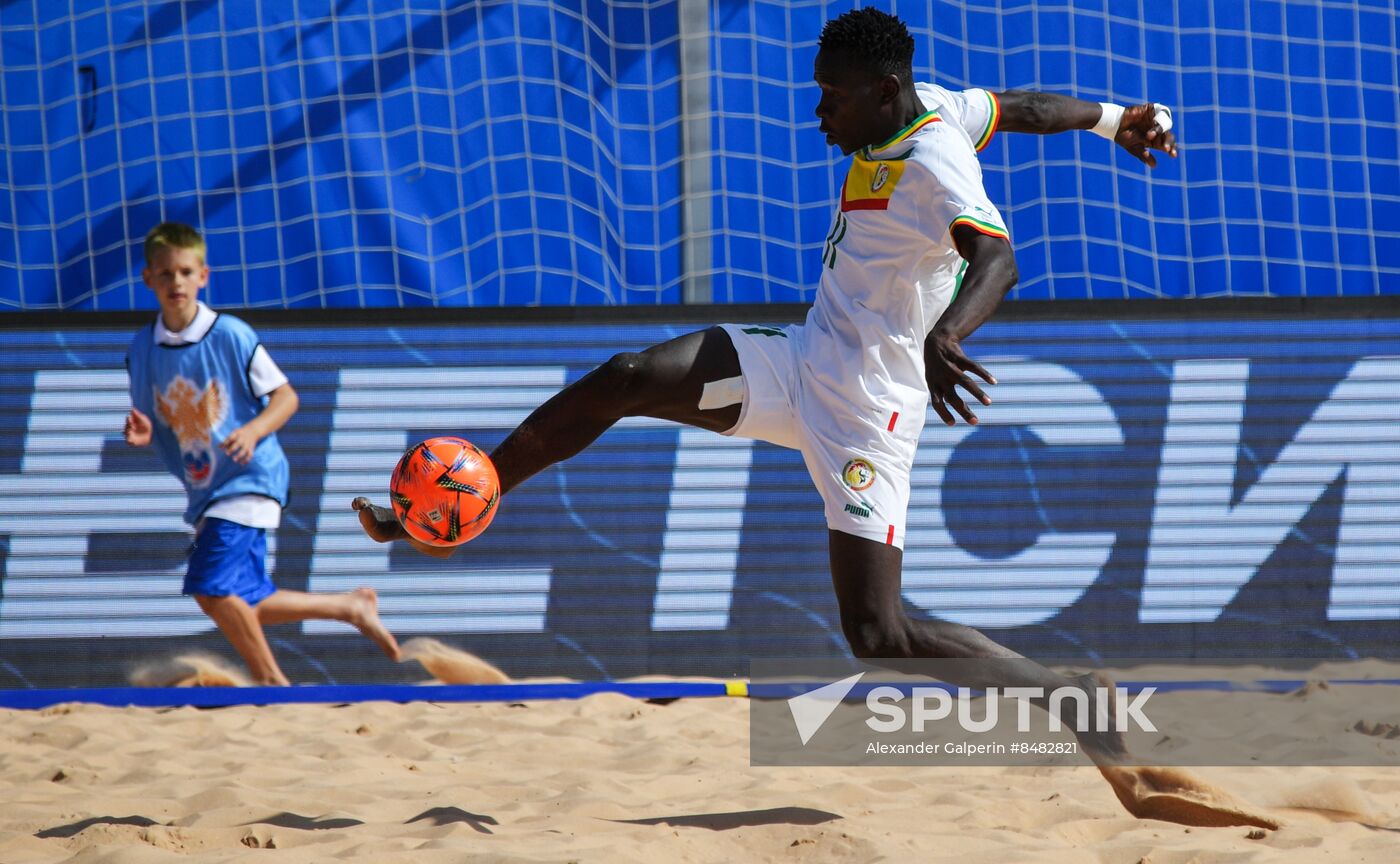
[827,529,1128,762]
[194,594,291,686]
[353,326,743,554]
[488,326,743,492]
[255,587,401,661]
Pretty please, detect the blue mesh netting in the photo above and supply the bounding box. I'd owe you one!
[0,0,1395,309]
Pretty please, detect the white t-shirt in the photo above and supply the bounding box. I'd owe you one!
[154,302,289,529]
[794,97,1010,448]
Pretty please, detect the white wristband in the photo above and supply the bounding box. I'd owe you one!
[1092,102,1124,140]
[1152,103,1173,133]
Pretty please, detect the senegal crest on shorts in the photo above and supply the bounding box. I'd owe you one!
[842,458,876,491]
[154,375,227,489]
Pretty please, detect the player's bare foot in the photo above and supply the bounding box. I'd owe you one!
[348,586,400,661]
[352,496,458,560]
[1071,671,1130,765]
[352,496,406,543]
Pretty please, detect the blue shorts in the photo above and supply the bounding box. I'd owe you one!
[183,518,277,606]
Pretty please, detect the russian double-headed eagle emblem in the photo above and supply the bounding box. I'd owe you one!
[155,376,227,488]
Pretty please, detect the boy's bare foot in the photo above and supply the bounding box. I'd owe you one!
[347,586,400,661]
[352,497,406,543]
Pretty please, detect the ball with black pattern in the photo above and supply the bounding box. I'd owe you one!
[389,436,500,547]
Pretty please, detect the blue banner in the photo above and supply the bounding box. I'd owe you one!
[2,312,1398,688]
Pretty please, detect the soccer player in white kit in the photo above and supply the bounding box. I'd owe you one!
[355,7,1177,758]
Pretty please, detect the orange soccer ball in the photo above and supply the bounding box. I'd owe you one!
[389,436,500,547]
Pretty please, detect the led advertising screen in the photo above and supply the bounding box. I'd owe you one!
[2,312,1398,688]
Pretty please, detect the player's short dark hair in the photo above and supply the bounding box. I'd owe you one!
[818,7,915,80]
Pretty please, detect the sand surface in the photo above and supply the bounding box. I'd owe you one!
[3,666,1400,863]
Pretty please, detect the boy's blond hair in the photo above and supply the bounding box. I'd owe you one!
[144,222,206,266]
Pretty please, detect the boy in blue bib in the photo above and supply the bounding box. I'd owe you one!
[124,222,400,685]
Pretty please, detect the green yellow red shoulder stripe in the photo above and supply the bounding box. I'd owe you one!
[975,90,1000,151]
[950,214,1009,240]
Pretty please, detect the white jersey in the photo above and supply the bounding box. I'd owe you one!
[721,87,1010,547]
[913,83,1001,153]
[794,98,1010,451]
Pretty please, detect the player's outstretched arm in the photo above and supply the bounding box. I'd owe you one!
[351,497,457,559]
[924,227,1018,426]
[994,90,1178,167]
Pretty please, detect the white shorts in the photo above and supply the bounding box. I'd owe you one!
[717,323,919,549]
